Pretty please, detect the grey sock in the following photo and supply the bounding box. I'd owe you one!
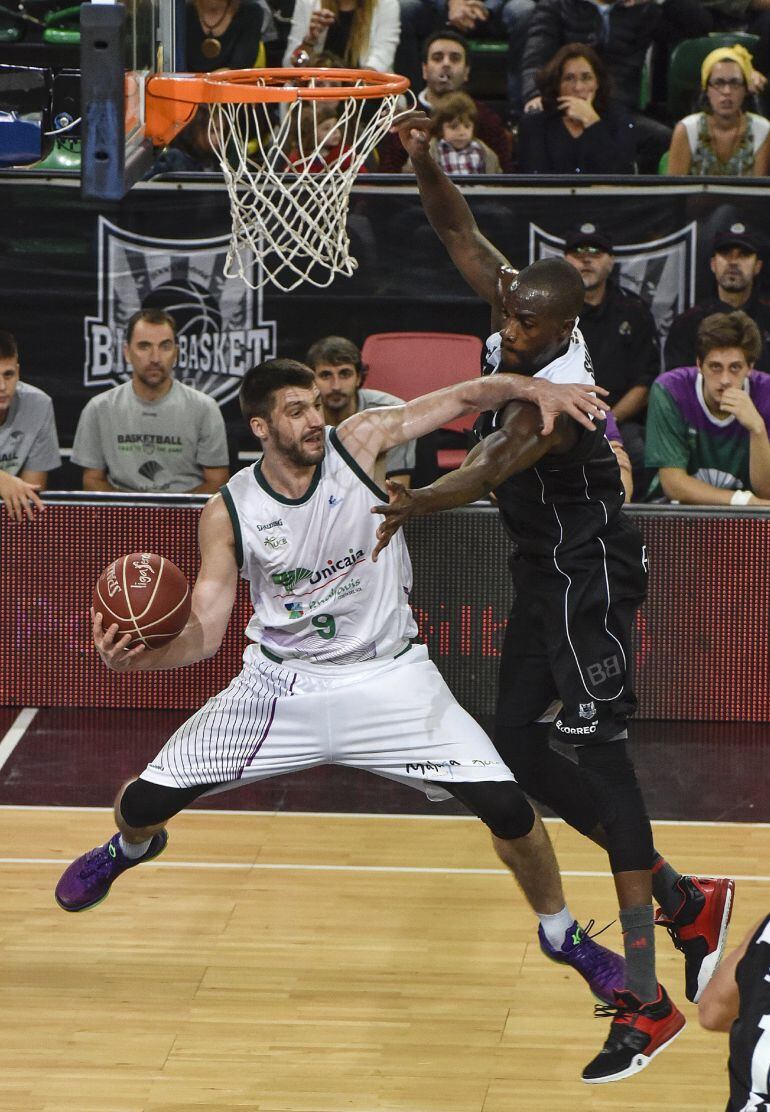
[651,852,685,918]
[119,834,152,860]
[620,904,658,1003]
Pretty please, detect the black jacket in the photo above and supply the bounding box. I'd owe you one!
[580,284,661,407]
[518,104,636,174]
[521,0,661,109]
[664,290,770,375]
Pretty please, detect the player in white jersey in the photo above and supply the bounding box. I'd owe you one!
[55,356,630,1015]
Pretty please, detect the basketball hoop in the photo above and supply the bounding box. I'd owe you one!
[146,68,411,292]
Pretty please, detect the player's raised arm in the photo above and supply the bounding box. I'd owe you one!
[93,494,238,672]
[337,372,607,474]
[371,401,577,559]
[397,112,511,306]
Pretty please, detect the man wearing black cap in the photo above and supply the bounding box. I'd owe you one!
[564,224,661,497]
[665,224,770,375]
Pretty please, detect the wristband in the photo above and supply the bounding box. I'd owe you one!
[730,489,752,505]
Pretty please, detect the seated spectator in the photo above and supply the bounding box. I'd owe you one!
[305,335,416,487]
[563,224,660,496]
[519,43,636,174]
[0,329,59,520]
[144,108,219,178]
[378,31,513,171]
[283,0,399,73]
[645,310,770,505]
[605,409,633,501]
[403,91,502,172]
[71,309,230,494]
[288,103,360,171]
[659,0,770,95]
[666,45,770,176]
[665,223,770,374]
[186,0,265,70]
[520,0,671,173]
[394,0,535,115]
[698,911,770,1111]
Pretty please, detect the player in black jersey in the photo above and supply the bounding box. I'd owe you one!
[700,914,770,1111]
[372,111,736,1085]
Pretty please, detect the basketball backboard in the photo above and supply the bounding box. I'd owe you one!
[81,0,184,201]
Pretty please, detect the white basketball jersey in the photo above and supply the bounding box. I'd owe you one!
[222,428,417,665]
[483,322,596,386]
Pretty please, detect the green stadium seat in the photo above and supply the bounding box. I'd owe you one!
[43,5,81,46]
[658,149,669,174]
[467,39,508,101]
[666,32,760,121]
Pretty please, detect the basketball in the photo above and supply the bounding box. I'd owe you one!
[92,552,191,650]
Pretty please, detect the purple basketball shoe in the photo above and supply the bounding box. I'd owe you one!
[55,830,168,912]
[539,919,625,1004]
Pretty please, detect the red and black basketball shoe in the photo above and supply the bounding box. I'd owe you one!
[655,875,735,1002]
[582,985,686,1084]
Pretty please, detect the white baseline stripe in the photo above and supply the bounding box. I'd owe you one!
[2,858,770,882]
[0,803,769,829]
[0,708,37,771]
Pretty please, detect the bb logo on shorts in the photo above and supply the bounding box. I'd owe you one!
[579,702,596,720]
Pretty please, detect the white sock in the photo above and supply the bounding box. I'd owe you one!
[537,907,575,948]
[119,834,152,859]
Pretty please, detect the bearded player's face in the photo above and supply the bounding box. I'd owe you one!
[258,386,326,467]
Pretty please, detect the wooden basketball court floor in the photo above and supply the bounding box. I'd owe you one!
[1,708,768,1112]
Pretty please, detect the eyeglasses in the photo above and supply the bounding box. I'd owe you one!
[561,73,596,85]
[570,245,606,256]
[707,78,746,91]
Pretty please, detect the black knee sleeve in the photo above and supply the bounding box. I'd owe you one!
[440,780,536,840]
[119,778,211,829]
[496,723,603,838]
[576,742,653,874]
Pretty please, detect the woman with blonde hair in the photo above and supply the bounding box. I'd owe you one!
[283,0,399,72]
[666,44,770,176]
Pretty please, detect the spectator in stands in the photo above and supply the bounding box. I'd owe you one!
[665,223,770,375]
[660,0,770,92]
[0,329,59,522]
[186,0,265,70]
[666,45,770,176]
[645,310,770,505]
[71,309,230,495]
[698,912,770,1112]
[563,224,660,497]
[289,103,361,171]
[379,31,513,171]
[284,0,399,72]
[144,108,219,178]
[520,0,671,172]
[403,91,502,172]
[605,409,634,501]
[306,335,416,487]
[518,43,637,174]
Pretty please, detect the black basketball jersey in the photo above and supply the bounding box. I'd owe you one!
[479,327,628,561]
[728,915,770,1112]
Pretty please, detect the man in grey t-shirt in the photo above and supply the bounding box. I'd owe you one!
[305,336,416,490]
[0,330,59,521]
[72,309,229,494]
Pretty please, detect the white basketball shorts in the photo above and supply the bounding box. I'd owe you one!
[141,643,515,798]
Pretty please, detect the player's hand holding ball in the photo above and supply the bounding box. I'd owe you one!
[92,552,191,671]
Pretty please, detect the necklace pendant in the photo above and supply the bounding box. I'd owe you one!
[201,36,222,58]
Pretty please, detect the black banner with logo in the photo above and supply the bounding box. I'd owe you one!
[1,176,769,470]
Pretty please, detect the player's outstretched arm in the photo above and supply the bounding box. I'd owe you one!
[340,373,607,472]
[397,112,510,306]
[698,920,757,1032]
[93,495,238,672]
[371,402,576,559]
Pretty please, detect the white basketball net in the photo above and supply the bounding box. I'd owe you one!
[207,79,405,292]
